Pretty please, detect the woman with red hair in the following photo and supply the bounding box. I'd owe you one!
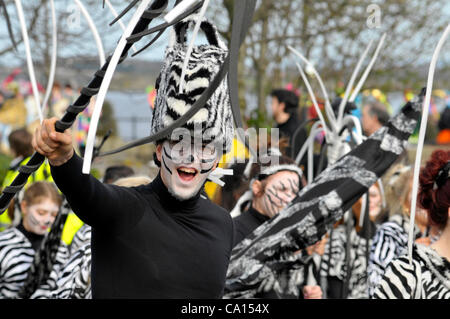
[373,149,450,299]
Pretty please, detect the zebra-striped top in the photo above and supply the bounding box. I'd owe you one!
[31,224,92,299]
[372,243,450,299]
[0,227,69,298]
[367,213,422,297]
[0,228,36,298]
[319,222,372,299]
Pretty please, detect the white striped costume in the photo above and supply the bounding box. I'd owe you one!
[0,227,69,298]
[320,223,371,299]
[373,243,450,299]
[31,224,92,299]
[367,213,422,297]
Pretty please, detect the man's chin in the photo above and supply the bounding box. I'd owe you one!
[167,185,199,201]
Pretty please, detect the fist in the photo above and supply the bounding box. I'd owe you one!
[32,117,74,166]
[302,285,323,299]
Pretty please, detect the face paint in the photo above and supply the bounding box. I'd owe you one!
[257,171,300,218]
[160,140,218,200]
[23,198,59,235]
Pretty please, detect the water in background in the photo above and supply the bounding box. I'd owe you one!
[106,90,153,141]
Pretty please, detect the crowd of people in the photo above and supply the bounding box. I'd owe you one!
[0,14,448,301]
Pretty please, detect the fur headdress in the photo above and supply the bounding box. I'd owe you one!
[151,15,233,152]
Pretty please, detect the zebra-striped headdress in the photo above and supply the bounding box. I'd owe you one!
[151,15,233,152]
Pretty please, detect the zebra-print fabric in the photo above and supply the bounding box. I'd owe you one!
[151,17,233,152]
[320,224,371,299]
[372,243,450,299]
[0,228,35,298]
[30,224,92,299]
[223,91,423,298]
[367,213,422,297]
[69,224,91,255]
[0,227,68,298]
[31,242,92,299]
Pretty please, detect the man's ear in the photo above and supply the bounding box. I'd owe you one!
[251,180,264,197]
[279,102,286,113]
[156,143,163,162]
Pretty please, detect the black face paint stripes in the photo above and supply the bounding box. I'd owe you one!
[162,156,172,175]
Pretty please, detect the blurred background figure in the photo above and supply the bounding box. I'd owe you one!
[361,100,390,137]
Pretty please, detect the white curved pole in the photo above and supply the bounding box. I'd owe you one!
[104,0,137,53]
[74,0,106,66]
[307,128,315,183]
[293,60,331,138]
[82,0,152,174]
[295,120,324,165]
[179,0,210,93]
[349,33,386,103]
[337,39,374,127]
[287,45,337,131]
[407,23,450,264]
[164,0,201,23]
[341,114,364,144]
[41,0,58,116]
[14,0,43,122]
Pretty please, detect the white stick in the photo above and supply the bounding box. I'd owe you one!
[164,0,200,23]
[307,128,315,183]
[74,0,106,66]
[349,33,386,103]
[14,0,43,123]
[287,45,337,132]
[341,114,364,144]
[295,121,323,165]
[41,0,58,116]
[82,0,152,174]
[179,0,210,93]
[293,61,331,137]
[359,193,367,228]
[337,40,373,127]
[104,0,137,53]
[407,23,450,264]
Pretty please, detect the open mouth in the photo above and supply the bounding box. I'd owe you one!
[176,166,198,182]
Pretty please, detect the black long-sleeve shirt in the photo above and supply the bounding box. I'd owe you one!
[51,153,234,299]
[232,206,270,247]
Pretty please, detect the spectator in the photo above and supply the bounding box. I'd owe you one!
[361,100,390,136]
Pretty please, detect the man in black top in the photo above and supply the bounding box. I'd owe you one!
[270,89,307,159]
[30,17,236,298]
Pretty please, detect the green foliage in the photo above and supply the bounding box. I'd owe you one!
[97,100,117,138]
[246,108,274,130]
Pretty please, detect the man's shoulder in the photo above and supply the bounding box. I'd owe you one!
[200,195,232,222]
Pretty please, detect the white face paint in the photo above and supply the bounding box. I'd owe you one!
[256,170,300,218]
[23,198,59,235]
[159,140,218,200]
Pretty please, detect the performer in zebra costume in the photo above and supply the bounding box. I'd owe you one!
[367,163,432,297]
[372,150,450,299]
[0,181,68,298]
[30,11,242,298]
[230,154,323,299]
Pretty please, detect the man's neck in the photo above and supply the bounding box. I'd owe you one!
[275,111,291,125]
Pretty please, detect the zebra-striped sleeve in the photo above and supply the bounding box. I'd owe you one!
[368,221,408,296]
[372,256,420,299]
